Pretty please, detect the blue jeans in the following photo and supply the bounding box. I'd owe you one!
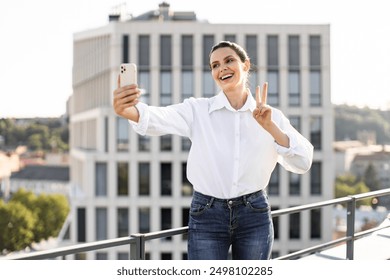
[188,190,274,260]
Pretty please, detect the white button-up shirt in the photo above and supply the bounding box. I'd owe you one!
[131,91,313,199]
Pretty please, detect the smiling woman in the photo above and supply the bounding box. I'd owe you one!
[113,40,314,260]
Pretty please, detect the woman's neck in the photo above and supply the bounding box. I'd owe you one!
[224,86,248,110]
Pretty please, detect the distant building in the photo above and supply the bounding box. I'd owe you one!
[333,140,366,175]
[0,149,22,199]
[10,165,70,196]
[351,147,390,189]
[67,2,333,259]
[334,142,390,207]
[334,141,390,187]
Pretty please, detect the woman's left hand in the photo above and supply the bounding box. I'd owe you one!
[253,82,272,129]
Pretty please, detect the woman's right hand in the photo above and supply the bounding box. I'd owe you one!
[113,75,141,122]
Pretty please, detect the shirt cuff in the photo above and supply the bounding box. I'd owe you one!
[128,102,149,135]
[273,130,299,157]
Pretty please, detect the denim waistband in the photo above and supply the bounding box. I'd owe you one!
[193,189,264,207]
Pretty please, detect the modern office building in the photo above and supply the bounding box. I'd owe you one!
[66,2,334,259]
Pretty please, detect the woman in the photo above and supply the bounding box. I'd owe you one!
[113,41,313,260]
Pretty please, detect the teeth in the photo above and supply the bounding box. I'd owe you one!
[221,74,233,80]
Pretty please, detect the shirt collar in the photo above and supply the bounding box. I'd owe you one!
[208,90,257,113]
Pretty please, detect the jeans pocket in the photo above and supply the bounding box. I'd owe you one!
[190,198,212,216]
[246,195,270,213]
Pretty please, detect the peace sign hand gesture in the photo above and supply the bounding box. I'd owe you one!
[252,82,272,129]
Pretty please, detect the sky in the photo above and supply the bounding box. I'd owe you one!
[1,0,390,118]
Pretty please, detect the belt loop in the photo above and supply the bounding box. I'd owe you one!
[208,197,215,208]
[243,194,248,205]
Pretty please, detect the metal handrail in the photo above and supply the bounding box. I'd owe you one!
[3,188,390,260]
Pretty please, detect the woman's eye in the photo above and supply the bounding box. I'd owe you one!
[212,64,219,69]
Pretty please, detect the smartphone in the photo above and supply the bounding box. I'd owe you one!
[120,63,137,87]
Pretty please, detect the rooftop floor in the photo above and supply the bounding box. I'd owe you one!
[301,215,390,260]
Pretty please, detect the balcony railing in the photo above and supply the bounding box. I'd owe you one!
[3,188,390,260]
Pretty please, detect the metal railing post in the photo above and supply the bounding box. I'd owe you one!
[130,234,145,260]
[346,196,356,260]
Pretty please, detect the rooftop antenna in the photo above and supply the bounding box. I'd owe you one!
[109,2,132,22]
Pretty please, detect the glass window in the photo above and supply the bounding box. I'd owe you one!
[138,135,150,152]
[289,116,301,132]
[310,162,322,195]
[161,253,172,260]
[246,35,258,65]
[161,163,172,196]
[289,211,300,239]
[96,207,107,241]
[224,34,236,42]
[268,164,279,195]
[117,162,129,196]
[139,162,150,196]
[104,117,108,152]
[203,71,215,98]
[181,71,193,101]
[160,135,172,151]
[160,71,172,106]
[309,36,321,106]
[309,35,321,67]
[267,35,279,68]
[181,35,193,68]
[288,71,300,106]
[138,207,150,233]
[95,162,107,196]
[161,208,172,240]
[117,208,129,237]
[288,35,300,68]
[289,172,301,195]
[248,71,257,94]
[96,252,108,260]
[181,162,193,196]
[139,71,150,104]
[138,35,150,69]
[116,117,129,152]
[310,116,322,150]
[267,71,279,106]
[160,35,172,68]
[246,35,258,92]
[118,252,129,260]
[77,208,86,242]
[311,209,321,238]
[310,71,321,106]
[181,137,191,151]
[202,35,214,69]
[122,35,129,63]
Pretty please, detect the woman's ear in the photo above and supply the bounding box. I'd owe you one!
[244,59,250,72]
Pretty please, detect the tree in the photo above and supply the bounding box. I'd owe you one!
[6,188,70,247]
[334,105,390,143]
[33,193,70,241]
[0,200,35,253]
[0,118,69,152]
[363,163,380,191]
[27,133,43,151]
[335,175,371,207]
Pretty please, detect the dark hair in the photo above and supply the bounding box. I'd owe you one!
[209,41,249,65]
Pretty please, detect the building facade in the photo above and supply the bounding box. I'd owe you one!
[66,3,334,259]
